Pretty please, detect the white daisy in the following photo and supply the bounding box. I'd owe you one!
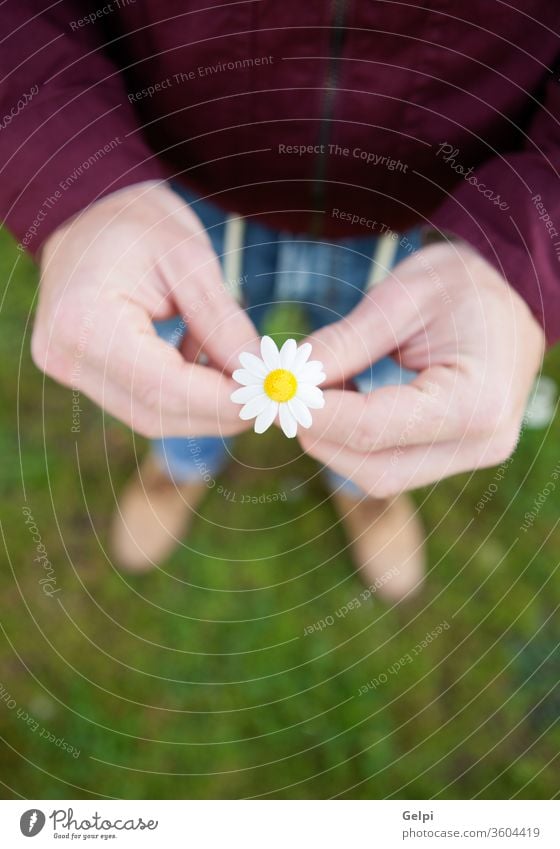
[230,336,326,438]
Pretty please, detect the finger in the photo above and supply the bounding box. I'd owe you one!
[163,227,258,374]
[306,368,465,452]
[304,270,437,385]
[82,300,244,429]
[180,332,207,365]
[299,431,508,498]
[77,362,249,438]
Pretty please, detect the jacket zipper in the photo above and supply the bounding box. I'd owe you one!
[310,0,347,236]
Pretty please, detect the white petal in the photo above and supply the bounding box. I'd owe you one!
[279,403,297,438]
[288,397,313,428]
[298,359,323,374]
[298,362,326,384]
[296,384,325,409]
[292,342,312,370]
[230,384,263,404]
[279,338,297,369]
[254,401,278,433]
[232,368,263,386]
[260,336,280,370]
[239,394,269,420]
[239,352,267,378]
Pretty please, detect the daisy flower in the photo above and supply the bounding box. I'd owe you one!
[230,336,326,438]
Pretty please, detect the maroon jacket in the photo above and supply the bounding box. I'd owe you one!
[1,1,560,342]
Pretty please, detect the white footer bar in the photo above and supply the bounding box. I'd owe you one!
[1,799,558,848]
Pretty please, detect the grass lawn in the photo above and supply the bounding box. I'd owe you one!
[1,226,559,799]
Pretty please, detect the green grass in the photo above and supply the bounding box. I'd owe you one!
[1,226,559,799]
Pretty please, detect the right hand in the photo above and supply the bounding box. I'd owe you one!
[32,182,258,438]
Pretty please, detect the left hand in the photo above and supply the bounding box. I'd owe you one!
[299,241,545,498]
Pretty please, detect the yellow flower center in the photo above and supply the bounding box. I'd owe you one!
[263,368,297,403]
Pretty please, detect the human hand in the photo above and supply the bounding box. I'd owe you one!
[32,182,258,437]
[299,241,545,497]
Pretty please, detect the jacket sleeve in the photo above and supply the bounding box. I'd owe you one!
[0,2,166,257]
[431,66,560,346]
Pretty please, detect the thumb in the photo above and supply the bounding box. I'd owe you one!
[165,225,258,375]
[304,274,431,385]
[181,263,259,374]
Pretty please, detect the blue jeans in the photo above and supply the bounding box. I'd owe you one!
[153,184,421,496]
